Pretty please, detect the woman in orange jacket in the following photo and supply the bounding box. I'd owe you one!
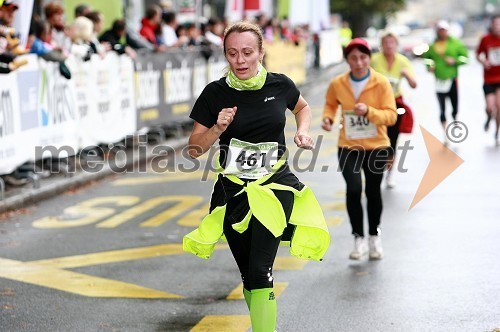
[322,38,397,260]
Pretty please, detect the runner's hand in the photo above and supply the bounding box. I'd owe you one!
[401,68,409,79]
[445,56,456,66]
[215,107,237,132]
[482,58,491,70]
[354,103,368,116]
[321,118,332,131]
[294,132,314,150]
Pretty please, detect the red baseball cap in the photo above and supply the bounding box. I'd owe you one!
[344,38,371,58]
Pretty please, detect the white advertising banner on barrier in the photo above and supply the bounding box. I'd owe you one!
[117,54,137,137]
[67,55,97,148]
[36,59,79,158]
[0,55,42,175]
[319,29,343,67]
[95,52,136,144]
[68,53,136,149]
[0,71,25,175]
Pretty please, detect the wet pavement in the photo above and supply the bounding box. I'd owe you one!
[1,57,499,332]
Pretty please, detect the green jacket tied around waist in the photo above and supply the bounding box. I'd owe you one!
[183,159,330,261]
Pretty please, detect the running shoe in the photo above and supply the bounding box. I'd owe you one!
[386,172,395,189]
[443,137,450,147]
[349,237,368,260]
[369,235,384,260]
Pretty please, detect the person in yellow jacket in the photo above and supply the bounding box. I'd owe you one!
[371,31,417,188]
[339,20,353,50]
[183,21,330,332]
[322,38,397,260]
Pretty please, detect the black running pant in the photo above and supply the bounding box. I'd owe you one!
[223,190,294,291]
[338,148,388,237]
[437,78,458,123]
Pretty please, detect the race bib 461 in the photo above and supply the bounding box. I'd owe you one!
[223,138,279,179]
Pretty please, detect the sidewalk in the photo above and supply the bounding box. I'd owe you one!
[0,62,346,214]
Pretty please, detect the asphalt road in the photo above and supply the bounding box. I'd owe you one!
[1,57,499,332]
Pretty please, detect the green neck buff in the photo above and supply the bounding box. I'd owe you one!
[226,64,267,91]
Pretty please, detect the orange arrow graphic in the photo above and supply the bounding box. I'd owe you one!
[409,126,464,210]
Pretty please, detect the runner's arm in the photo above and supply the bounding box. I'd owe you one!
[293,95,314,149]
[188,107,237,158]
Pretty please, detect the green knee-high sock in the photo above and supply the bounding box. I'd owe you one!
[249,288,276,332]
[243,287,252,310]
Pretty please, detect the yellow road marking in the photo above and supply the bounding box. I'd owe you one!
[32,196,140,229]
[0,244,227,298]
[190,315,250,332]
[33,196,206,229]
[322,202,346,211]
[112,170,209,186]
[274,256,308,270]
[177,203,210,227]
[0,257,181,298]
[226,282,288,300]
[33,244,190,268]
[96,196,203,228]
[334,191,345,198]
[326,216,344,226]
[140,196,203,227]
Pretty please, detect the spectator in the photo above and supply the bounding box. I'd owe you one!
[175,24,188,45]
[85,10,110,56]
[29,16,70,79]
[185,22,204,46]
[99,19,136,58]
[280,16,293,41]
[29,18,58,58]
[161,11,187,48]
[74,4,91,18]
[255,13,267,33]
[0,0,17,26]
[0,0,26,56]
[69,15,94,61]
[0,0,27,71]
[44,2,72,55]
[139,4,166,51]
[203,17,223,46]
[125,25,154,51]
[263,19,275,42]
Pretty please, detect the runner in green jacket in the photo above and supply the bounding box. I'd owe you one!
[422,20,468,144]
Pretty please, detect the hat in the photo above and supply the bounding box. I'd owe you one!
[436,20,449,30]
[344,38,371,58]
[0,0,19,10]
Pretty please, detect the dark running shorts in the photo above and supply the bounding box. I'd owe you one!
[483,83,500,95]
